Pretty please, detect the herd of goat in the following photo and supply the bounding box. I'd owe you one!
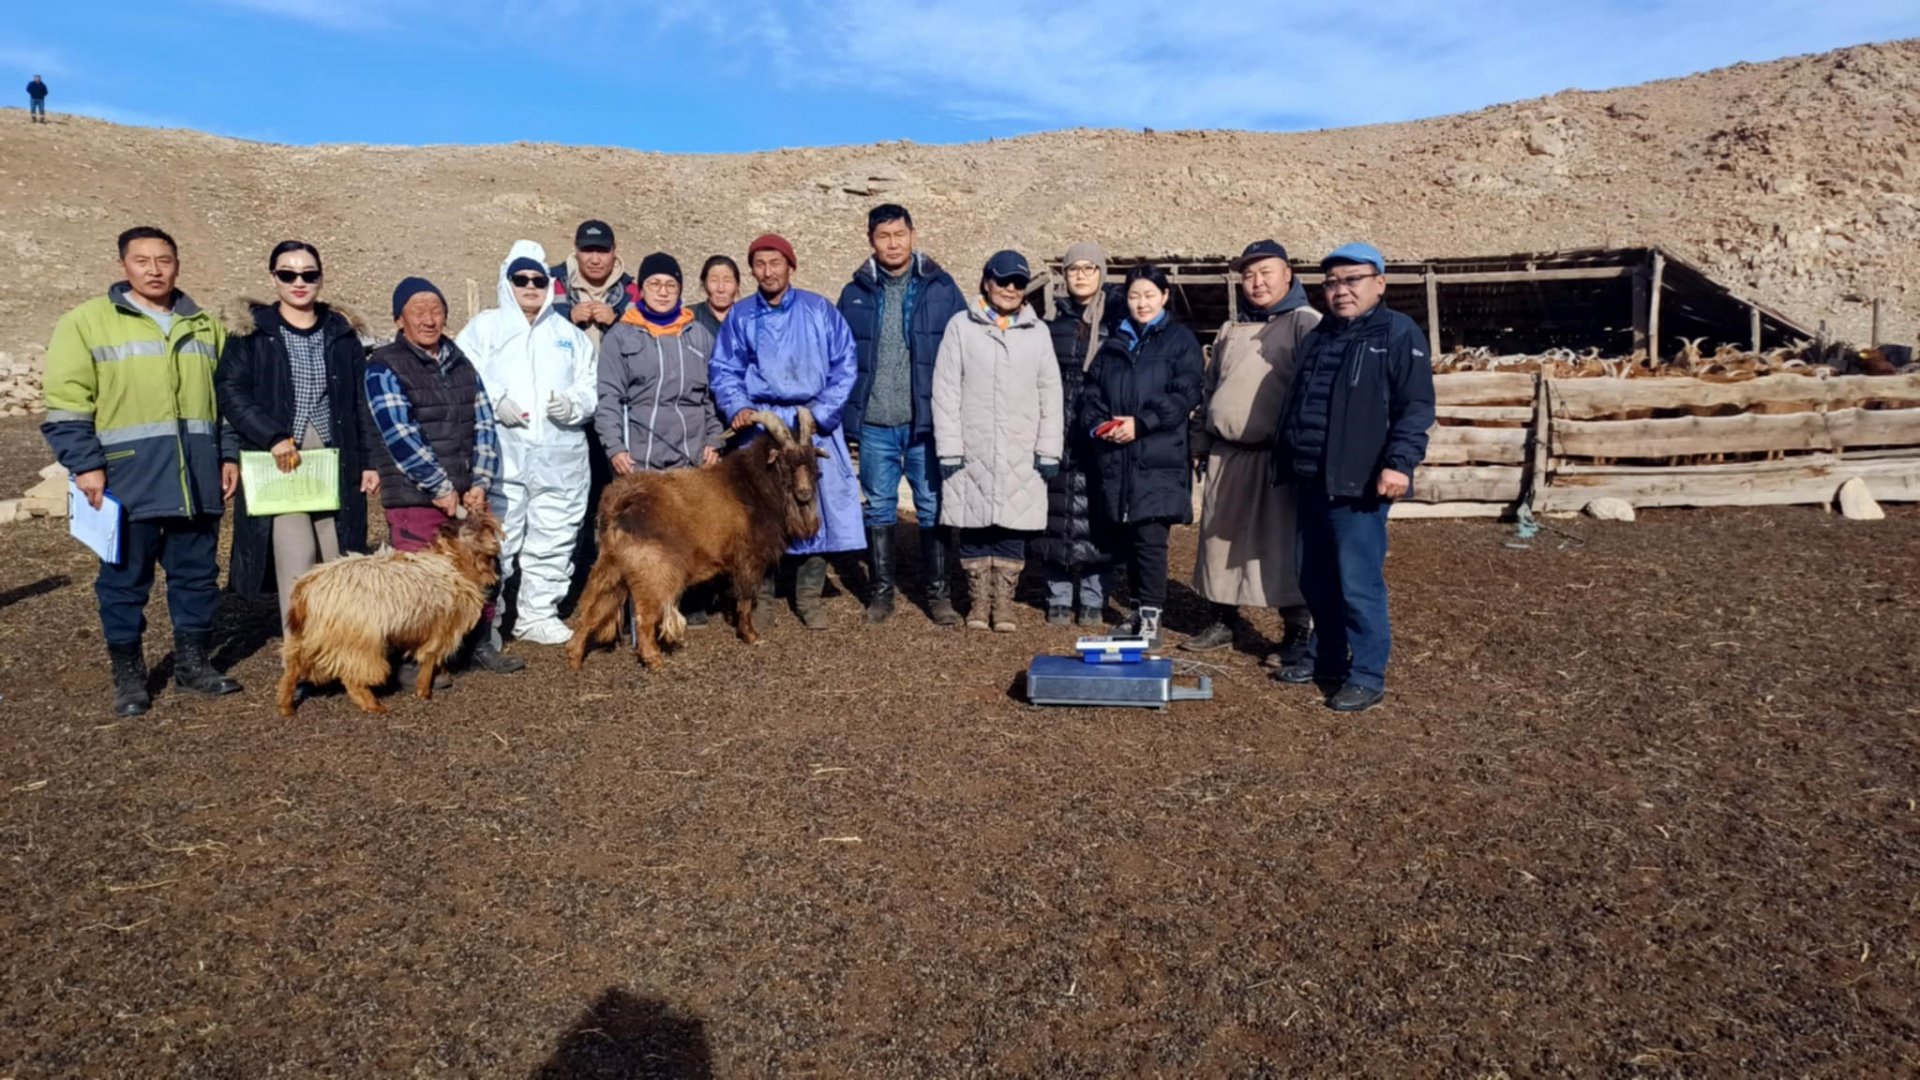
[1430,341,1918,380]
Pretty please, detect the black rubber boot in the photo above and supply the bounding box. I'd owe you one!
[793,556,829,630]
[920,528,961,627]
[108,642,151,718]
[864,526,896,624]
[753,569,780,632]
[173,632,241,696]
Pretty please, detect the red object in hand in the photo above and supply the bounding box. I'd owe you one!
[1095,419,1124,438]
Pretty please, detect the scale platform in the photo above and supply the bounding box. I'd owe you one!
[1025,655,1213,710]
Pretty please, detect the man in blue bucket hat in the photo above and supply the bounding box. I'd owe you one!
[1270,242,1435,713]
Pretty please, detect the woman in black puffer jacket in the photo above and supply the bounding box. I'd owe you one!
[1078,264,1205,648]
[1031,242,1118,627]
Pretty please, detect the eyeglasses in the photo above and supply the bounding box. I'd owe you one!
[988,276,1030,291]
[1322,272,1381,293]
[273,269,322,284]
[510,273,550,289]
[1064,264,1100,276]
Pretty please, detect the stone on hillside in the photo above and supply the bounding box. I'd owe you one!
[0,499,19,525]
[38,461,67,481]
[1836,477,1885,520]
[1585,497,1636,521]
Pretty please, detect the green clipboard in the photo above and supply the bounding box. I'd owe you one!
[241,448,341,516]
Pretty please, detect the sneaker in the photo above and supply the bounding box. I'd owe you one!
[515,620,574,646]
[1326,684,1385,712]
[1046,605,1071,626]
[1179,620,1234,652]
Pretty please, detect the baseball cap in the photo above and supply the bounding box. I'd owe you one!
[983,249,1031,285]
[1320,242,1386,274]
[1230,239,1290,272]
[574,220,615,251]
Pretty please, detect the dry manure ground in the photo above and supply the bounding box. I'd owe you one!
[1,421,1917,1074]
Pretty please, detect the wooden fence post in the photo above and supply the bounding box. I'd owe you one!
[1871,298,1883,347]
[1528,375,1551,513]
[1647,251,1667,365]
[1424,270,1441,357]
[1750,304,1763,353]
[1631,264,1651,360]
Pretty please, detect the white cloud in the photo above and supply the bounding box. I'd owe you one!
[690,0,1920,130]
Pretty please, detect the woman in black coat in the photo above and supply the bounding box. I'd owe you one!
[1032,242,1118,627]
[1078,264,1205,647]
[215,241,370,631]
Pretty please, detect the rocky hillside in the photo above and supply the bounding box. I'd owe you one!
[0,38,1915,413]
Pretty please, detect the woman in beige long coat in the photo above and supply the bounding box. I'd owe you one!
[1184,241,1320,662]
[933,250,1064,632]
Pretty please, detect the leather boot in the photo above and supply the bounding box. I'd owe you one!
[990,558,1023,632]
[108,642,151,718]
[864,526,896,624]
[960,558,993,631]
[793,555,829,630]
[1266,605,1314,668]
[173,631,241,696]
[920,528,960,627]
[754,568,780,632]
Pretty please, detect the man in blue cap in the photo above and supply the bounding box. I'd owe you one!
[1271,243,1434,712]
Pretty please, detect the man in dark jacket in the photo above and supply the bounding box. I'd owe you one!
[1272,243,1434,713]
[835,203,967,625]
[27,75,48,123]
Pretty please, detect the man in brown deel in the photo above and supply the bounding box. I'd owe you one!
[1184,239,1319,661]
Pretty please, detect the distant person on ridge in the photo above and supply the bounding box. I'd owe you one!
[708,233,865,630]
[691,255,741,338]
[26,74,48,123]
[1184,239,1319,661]
[1271,242,1435,713]
[42,226,243,717]
[835,203,967,626]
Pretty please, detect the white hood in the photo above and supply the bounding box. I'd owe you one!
[496,238,557,324]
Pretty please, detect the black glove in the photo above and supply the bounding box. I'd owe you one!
[1035,454,1060,480]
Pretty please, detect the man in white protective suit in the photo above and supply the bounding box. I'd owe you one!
[457,240,598,646]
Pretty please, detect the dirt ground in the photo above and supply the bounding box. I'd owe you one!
[2,487,1918,1076]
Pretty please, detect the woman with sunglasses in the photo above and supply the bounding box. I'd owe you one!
[1078,264,1205,649]
[931,250,1062,632]
[457,239,598,647]
[216,241,372,633]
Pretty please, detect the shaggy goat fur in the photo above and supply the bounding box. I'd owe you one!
[277,511,502,715]
[568,411,826,669]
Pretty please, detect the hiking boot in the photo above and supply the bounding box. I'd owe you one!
[1180,620,1234,652]
[1326,684,1386,713]
[793,556,829,630]
[1046,605,1072,626]
[989,558,1022,632]
[864,526,896,624]
[462,631,526,675]
[173,632,241,696]
[1266,606,1313,668]
[960,558,993,631]
[108,642,151,718]
[1273,659,1318,685]
[1076,608,1106,630]
[920,528,960,627]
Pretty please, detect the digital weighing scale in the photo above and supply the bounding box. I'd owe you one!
[1024,635,1214,709]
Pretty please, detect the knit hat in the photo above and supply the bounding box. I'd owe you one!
[391,276,445,319]
[1060,242,1109,373]
[505,256,546,281]
[748,233,797,270]
[637,252,683,286]
[1061,241,1107,277]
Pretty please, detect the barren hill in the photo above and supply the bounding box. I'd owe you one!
[0,37,1915,400]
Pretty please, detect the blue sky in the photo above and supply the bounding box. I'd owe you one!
[6,1,1918,151]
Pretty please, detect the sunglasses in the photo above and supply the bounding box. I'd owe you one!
[511,273,550,289]
[273,269,322,284]
[989,276,1030,290]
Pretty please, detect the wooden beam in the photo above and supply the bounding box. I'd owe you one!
[1537,454,1920,511]
[1553,411,1834,459]
[1225,270,1238,323]
[1296,266,1634,286]
[1433,372,1540,406]
[1406,464,1525,503]
[1424,270,1441,357]
[1647,251,1667,364]
[1528,376,1552,513]
[1547,373,1920,419]
[1389,501,1512,519]
[1434,404,1536,423]
[1631,265,1650,360]
[1872,298,1883,347]
[1750,304,1763,352]
[1422,426,1530,465]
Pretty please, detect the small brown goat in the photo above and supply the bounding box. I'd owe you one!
[567,409,827,669]
[278,508,503,715]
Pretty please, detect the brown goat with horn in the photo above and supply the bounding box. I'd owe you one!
[567,409,827,669]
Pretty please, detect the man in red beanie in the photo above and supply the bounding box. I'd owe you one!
[708,234,865,629]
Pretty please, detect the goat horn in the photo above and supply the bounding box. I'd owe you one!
[794,407,818,446]
[749,410,796,446]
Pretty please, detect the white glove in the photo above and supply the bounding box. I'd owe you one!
[546,392,577,424]
[496,395,530,428]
